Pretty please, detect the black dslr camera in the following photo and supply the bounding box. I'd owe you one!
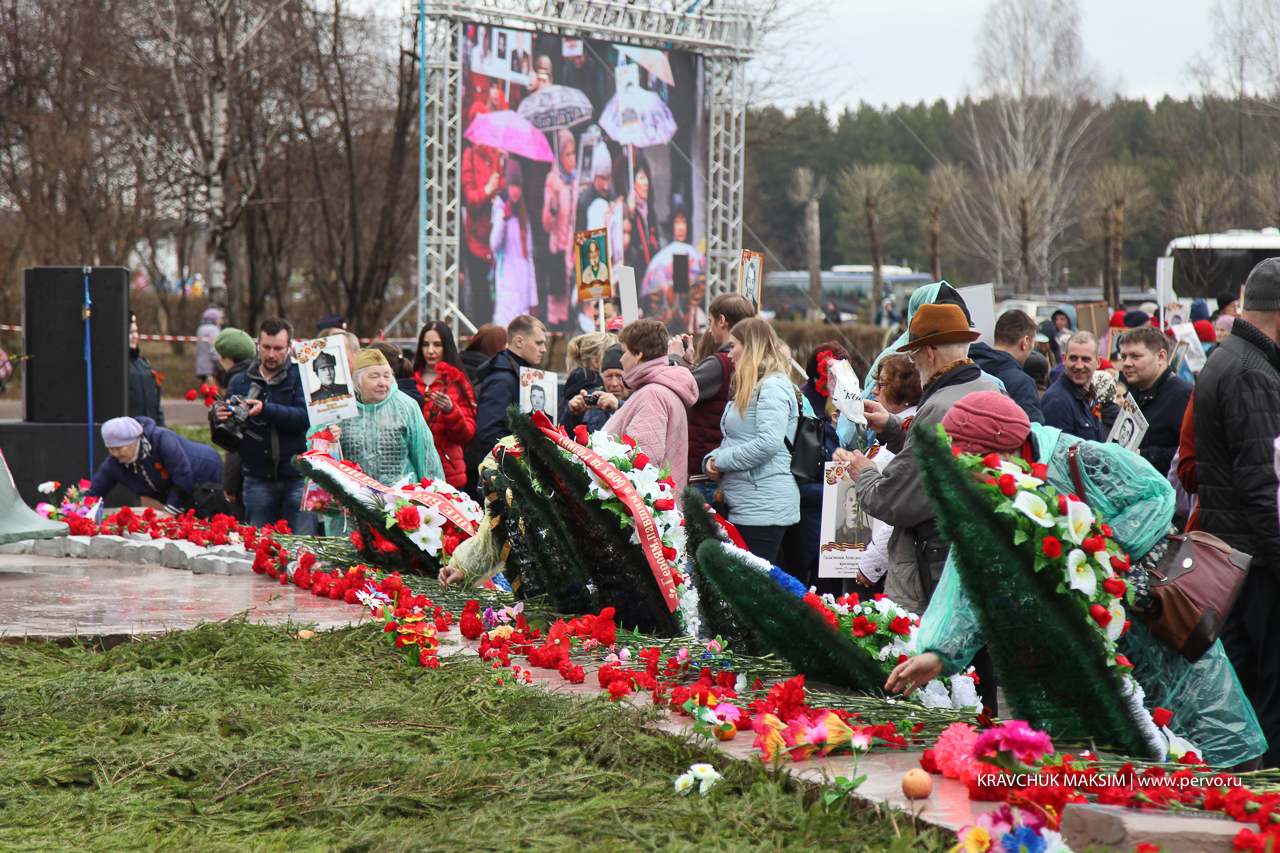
[209,384,264,452]
[583,393,601,406]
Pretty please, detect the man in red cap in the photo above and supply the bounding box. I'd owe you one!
[835,303,1000,614]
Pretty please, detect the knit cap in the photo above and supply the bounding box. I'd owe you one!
[1193,320,1216,343]
[602,343,624,372]
[942,391,1031,454]
[214,328,257,362]
[101,417,144,448]
[1244,258,1280,310]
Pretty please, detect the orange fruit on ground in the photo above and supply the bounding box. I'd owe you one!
[714,724,737,741]
[902,768,933,799]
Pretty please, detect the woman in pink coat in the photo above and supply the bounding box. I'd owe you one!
[542,130,577,326]
[602,319,699,490]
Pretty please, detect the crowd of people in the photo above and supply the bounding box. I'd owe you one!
[85,260,1280,770]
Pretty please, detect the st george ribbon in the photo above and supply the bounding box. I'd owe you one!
[529,411,679,612]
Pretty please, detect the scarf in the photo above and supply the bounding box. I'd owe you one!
[920,359,978,402]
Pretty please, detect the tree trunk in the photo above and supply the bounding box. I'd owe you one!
[928,201,942,282]
[805,198,822,315]
[1111,201,1125,306]
[1100,208,1113,308]
[866,201,883,304]
[1019,195,1032,296]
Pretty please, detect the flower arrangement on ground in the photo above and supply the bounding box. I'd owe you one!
[35,479,102,533]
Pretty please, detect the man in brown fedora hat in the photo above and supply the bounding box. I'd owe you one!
[835,302,1001,613]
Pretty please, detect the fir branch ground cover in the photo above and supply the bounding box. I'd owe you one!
[0,619,949,853]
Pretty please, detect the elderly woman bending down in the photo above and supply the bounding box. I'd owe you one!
[326,349,444,486]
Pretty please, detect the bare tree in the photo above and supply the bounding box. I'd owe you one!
[1081,165,1150,307]
[788,168,827,318]
[1249,164,1280,225]
[1166,168,1236,297]
[925,164,965,281]
[949,0,1100,292]
[837,164,899,304]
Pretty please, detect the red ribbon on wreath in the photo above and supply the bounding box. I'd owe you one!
[530,411,679,612]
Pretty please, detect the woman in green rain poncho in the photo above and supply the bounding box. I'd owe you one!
[326,349,445,487]
[864,281,975,399]
[885,390,1265,768]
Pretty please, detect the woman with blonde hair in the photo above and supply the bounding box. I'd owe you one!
[703,318,799,563]
[563,331,618,433]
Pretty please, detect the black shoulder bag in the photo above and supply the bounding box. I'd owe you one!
[784,388,828,485]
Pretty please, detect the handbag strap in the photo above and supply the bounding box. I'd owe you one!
[1067,442,1090,507]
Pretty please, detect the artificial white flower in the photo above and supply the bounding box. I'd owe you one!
[1062,499,1095,544]
[1013,491,1055,527]
[1065,549,1096,597]
[698,777,720,795]
[999,461,1043,489]
[873,597,896,615]
[849,731,871,751]
[674,773,695,794]
[689,763,719,781]
[1040,829,1071,853]
[1104,600,1126,642]
[1162,726,1200,761]
[37,481,59,495]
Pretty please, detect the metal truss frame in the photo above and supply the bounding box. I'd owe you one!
[417,0,754,336]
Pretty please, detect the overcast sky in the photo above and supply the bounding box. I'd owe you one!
[804,0,1219,111]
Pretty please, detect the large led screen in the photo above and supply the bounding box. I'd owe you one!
[459,24,706,333]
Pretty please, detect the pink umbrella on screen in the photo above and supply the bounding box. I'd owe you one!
[464,110,555,162]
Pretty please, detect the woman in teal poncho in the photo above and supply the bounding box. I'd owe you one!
[328,349,445,486]
[886,391,1265,768]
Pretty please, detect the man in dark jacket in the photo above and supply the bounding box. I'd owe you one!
[88,416,223,514]
[970,309,1044,424]
[474,315,547,457]
[1040,331,1102,441]
[128,316,165,426]
[1117,324,1193,476]
[217,317,315,534]
[1195,258,1280,767]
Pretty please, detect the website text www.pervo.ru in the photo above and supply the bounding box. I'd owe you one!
[977,773,1242,790]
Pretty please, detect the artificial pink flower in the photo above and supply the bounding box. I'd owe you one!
[972,719,1055,764]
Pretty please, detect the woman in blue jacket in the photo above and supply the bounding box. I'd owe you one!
[88,416,224,514]
[704,319,799,563]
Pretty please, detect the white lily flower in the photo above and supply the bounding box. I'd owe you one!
[1013,491,1055,527]
[1104,600,1126,642]
[1063,499,1095,544]
[999,460,1043,489]
[1065,549,1097,597]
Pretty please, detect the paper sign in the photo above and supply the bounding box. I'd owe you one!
[561,38,583,58]
[1168,340,1190,376]
[827,359,866,427]
[617,265,639,325]
[819,461,873,578]
[605,200,625,279]
[738,250,763,315]
[1171,323,1208,373]
[519,367,558,425]
[574,228,612,303]
[1106,393,1148,452]
[957,283,996,346]
[469,25,533,85]
[1156,257,1175,308]
[294,337,358,425]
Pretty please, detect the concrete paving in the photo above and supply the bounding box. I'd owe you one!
[0,553,369,641]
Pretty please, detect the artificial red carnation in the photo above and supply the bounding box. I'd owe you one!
[607,681,633,701]
[185,389,198,401]
[459,611,483,639]
[632,452,650,469]
[851,615,877,637]
[1152,707,1173,728]
[1030,462,1049,479]
[394,505,421,531]
[653,498,675,511]
[888,615,912,635]
[1042,536,1062,558]
[981,453,1001,470]
[919,749,939,774]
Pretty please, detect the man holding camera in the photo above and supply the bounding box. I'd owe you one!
[217,317,316,534]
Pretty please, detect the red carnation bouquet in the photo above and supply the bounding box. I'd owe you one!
[423,363,473,425]
[814,350,836,397]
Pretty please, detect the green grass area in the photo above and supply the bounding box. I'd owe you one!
[0,620,949,853]
[167,423,220,455]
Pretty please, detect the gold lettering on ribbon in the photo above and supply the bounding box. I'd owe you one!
[530,414,679,611]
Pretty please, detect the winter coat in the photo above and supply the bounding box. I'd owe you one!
[461,145,502,261]
[687,351,735,478]
[1040,372,1102,442]
[225,359,310,481]
[542,167,575,254]
[416,366,477,490]
[1131,367,1193,477]
[707,374,799,528]
[195,323,222,376]
[602,357,698,491]
[87,417,223,512]
[969,342,1044,424]
[397,377,426,411]
[490,195,537,327]
[474,349,532,455]
[1194,318,1280,577]
[460,350,488,390]
[128,351,165,426]
[855,362,1000,614]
